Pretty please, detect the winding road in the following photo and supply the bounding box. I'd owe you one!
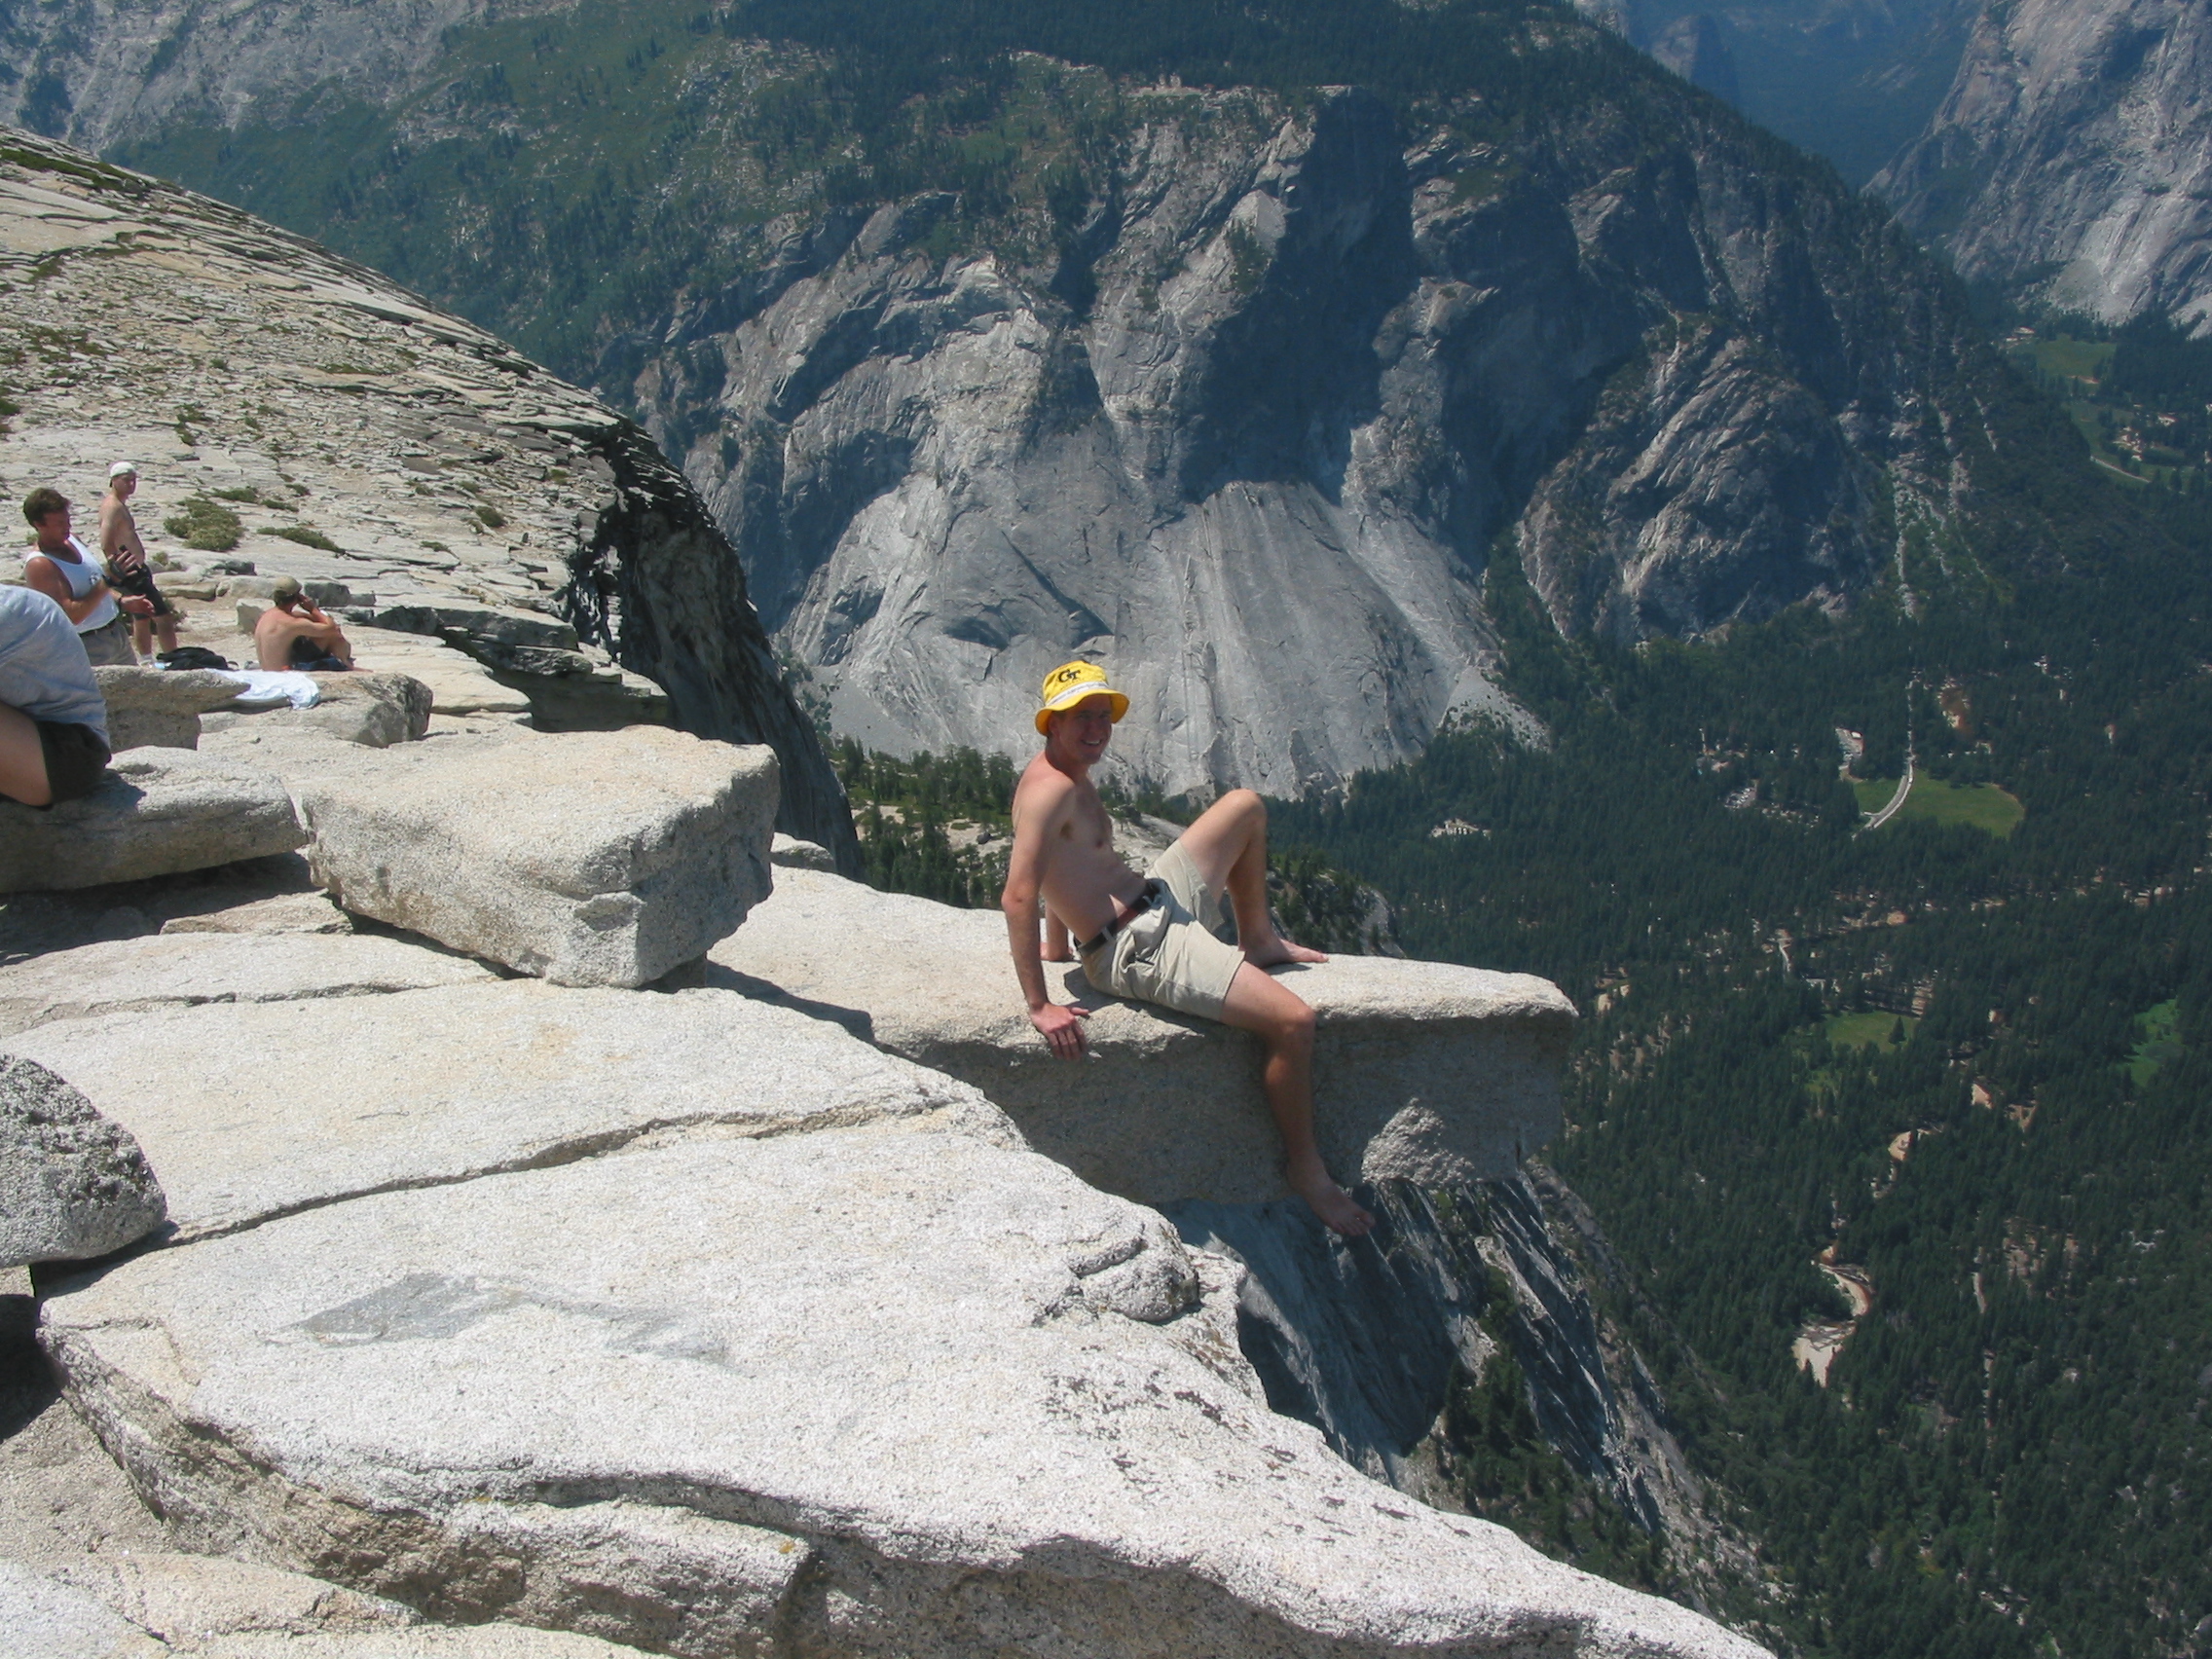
[1862,747,1915,832]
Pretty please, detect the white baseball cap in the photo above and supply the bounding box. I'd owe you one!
[107,461,138,480]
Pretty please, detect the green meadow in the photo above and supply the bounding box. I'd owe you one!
[1855,775,2025,836]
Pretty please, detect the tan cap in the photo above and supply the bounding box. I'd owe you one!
[270,575,303,604]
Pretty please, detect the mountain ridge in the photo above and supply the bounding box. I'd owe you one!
[0,0,2112,792]
[1878,0,2212,333]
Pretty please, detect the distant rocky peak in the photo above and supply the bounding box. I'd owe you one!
[1878,0,2212,332]
[611,61,2004,791]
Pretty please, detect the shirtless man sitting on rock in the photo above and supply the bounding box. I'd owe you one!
[254,576,352,672]
[1002,660,1375,1237]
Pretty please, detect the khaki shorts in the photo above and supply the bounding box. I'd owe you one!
[1083,841,1247,1021]
[78,615,137,667]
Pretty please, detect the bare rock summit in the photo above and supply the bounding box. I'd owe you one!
[0,125,857,868]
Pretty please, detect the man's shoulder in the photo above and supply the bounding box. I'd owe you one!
[1012,755,1081,814]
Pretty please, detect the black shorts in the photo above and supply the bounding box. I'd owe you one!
[110,563,172,616]
[29,719,110,807]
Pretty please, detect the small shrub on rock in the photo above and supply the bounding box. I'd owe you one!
[265,524,340,552]
[163,496,243,551]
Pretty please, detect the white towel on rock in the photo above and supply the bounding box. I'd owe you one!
[213,669,321,710]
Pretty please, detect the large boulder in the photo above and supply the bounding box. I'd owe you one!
[204,725,777,986]
[714,868,1575,1208]
[40,1121,1758,1659]
[0,749,306,895]
[0,1054,165,1269]
[91,668,247,753]
[336,627,533,718]
[0,933,495,1040]
[252,671,434,748]
[5,979,1004,1240]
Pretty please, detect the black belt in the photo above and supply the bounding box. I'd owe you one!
[1078,879,1164,956]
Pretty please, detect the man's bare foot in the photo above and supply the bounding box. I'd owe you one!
[1246,936,1329,968]
[1288,1159,1374,1237]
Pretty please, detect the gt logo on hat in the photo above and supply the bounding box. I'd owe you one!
[1035,660,1129,734]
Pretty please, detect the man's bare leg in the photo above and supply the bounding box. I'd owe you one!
[0,704,54,807]
[1175,789,1327,968]
[1218,961,1374,1236]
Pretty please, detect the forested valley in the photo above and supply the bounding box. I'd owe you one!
[1266,472,2212,1654]
[843,422,2212,1659]
[84,0,2212,1646]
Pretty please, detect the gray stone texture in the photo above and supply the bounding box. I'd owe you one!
[158,890,354,936]
[0,1553,663,1656]
[41,1124,1760,1659]
[0,932,494,1039]
[0,1557,166,1659]
[608,83,1996,792]
[0,748,306,894]
[92,667,247,752]
[1879,0,2212,331]
[0,1053,166,1268]
[5,978,1008,1239]
[205,724,778,985]
[241,672,434,749]
[714,868,1575,1208]
[322,629,533,719]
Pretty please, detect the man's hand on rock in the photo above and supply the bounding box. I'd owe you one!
[1030,1000,1089,1059]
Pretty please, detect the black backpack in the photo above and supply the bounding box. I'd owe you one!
[157,646,236,672]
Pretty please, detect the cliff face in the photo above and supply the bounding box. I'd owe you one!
[0,0,525,150]
[1877,0,2212,331]
[0,5,2022,793]
[618,81,1985,791]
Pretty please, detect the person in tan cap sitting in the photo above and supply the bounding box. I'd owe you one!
[253,576,353,672]
[1001,659,1374,1237]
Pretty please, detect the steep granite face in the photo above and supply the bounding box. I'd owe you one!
[1877,0,2212,331]
[0,0,534,149]
[2,7,2024,794]
[622,83,1981,790]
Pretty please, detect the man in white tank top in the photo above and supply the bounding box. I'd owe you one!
[20,486,149,666]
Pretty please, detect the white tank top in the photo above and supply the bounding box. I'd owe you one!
[23,536,119,634]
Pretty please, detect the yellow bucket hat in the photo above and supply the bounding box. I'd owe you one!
[1035,660,1129,735]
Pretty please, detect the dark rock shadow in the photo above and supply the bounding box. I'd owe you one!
[0,1292,57,1445]
[699,963,876,1045]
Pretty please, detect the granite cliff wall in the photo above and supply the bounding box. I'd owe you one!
[1878,0,2212,332]
[3,6,2020,796]
[614,82,2000,793]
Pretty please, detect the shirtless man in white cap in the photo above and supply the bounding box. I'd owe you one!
[1002,659,1375,1237]
[98,463,179,661]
